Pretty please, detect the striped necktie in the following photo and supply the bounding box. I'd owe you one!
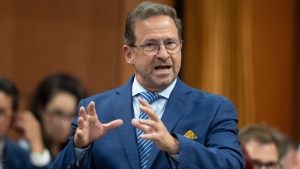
[137,92,159,169]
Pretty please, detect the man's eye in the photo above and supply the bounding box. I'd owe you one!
[144,43,156,47]
[165,41,175,45]
[266,163,277,167]
[165,41,177,48]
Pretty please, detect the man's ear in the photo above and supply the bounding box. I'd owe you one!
[123,45,133,64]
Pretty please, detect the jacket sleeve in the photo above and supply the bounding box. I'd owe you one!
[167,99,245,169]
[51,99,93,169]
[51,135,94,169]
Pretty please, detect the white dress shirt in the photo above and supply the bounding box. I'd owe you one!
[131,77,176,120]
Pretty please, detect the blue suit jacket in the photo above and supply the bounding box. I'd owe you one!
[52,76,245,169]
[2,137,51,169]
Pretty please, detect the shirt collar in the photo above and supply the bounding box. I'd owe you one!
[132,76,177,99]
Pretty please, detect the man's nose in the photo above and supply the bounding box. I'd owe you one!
[156,43,169,59]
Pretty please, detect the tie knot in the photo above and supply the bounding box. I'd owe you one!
[140,92,159,104]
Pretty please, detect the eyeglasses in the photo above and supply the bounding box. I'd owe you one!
[130,39,184,56]
[252,159,282,169]
[45,109,76,122]
[0,109,12,122]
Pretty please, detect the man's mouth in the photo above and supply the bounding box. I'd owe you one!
[154,65,171,70]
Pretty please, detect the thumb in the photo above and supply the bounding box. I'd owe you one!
[103,119,123,131]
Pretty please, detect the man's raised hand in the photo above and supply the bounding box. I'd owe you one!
[74,101,123,148]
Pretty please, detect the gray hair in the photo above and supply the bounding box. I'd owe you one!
[239,125,279,147]
[124,1,182,45]
[272,129,298,160]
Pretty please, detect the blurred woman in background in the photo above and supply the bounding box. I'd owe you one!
[14,73,88,165]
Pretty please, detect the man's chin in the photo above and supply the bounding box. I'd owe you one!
[152,75,175,86]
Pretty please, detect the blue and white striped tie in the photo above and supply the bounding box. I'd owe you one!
[137,92,159,169]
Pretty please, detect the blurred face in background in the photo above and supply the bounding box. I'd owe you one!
[40,92,77,144]
[245,140,280,169]
[0,91,13,139]
[281,148,300,169]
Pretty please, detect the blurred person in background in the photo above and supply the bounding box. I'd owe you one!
[239,124,282,169]
[272,129,300,169]
[0,77,51,169]
[13,73,88,165]
[241,145,254,169]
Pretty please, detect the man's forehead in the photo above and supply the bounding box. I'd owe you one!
[245,140,279,162]
[134,16,178,41]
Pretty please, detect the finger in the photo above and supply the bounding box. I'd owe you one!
[132,118,141,129]
[76,117,86,143]
[75,129,84,141]
[131,119,150,132]
[77,116,84,130]
[139,132,156,141]
[87,101,96,116]
[138,97,151,107]
[138,97,159,121]
[79,107,87,120]
[103,119,123,131]
[139,108,159,124]
[138,119,159,131]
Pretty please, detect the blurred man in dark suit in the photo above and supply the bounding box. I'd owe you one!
[0,77,50,169]
[240,125,281,169]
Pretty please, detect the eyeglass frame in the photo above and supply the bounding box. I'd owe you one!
[0,108,13,122]
[44,108,77,122]
[252,159,282,169]
[129,39,184,56]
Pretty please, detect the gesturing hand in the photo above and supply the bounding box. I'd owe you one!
[131,97,179,154]
[74,101,123,148]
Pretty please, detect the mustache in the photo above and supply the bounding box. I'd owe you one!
[152,59,173,67]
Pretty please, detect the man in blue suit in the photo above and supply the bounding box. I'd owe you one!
[0,77,51,169]
[52,1,245,169]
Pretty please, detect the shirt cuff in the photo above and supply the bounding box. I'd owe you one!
[75,144,92,166]
[168,153,179,169]
[30,149,51,167]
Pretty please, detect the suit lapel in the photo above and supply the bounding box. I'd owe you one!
[147,79,191,169]
[113,76,140,169]
[161,79,190,133]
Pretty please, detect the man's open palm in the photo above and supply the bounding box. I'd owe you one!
[74,101,123,148]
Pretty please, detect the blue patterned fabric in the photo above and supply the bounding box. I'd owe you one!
[137,92,159,169]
